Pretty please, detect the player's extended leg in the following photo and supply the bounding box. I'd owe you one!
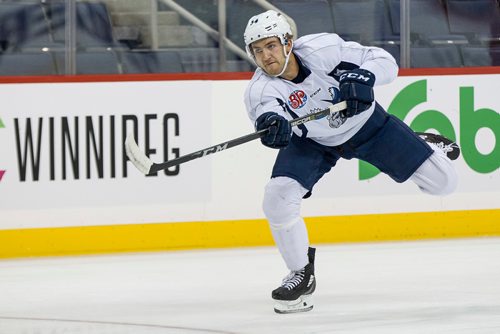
[263,176,316,313]
[410,134,459,195]
[345,106,460,196]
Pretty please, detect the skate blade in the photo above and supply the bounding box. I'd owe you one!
[273,294,314,314]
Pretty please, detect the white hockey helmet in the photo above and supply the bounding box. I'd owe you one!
[244,10,293,59]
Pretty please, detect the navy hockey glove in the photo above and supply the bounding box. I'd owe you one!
[339,68,376,118]
[255,112,292,149]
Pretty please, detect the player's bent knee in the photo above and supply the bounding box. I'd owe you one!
[262,177,307,230]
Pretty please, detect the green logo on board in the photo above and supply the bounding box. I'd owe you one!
[359,80,500,180]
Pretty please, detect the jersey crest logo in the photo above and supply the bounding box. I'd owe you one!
[288,90,308,109]
[328,112,346,128]
[322,87,346,128]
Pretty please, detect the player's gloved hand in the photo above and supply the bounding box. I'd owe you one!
[339,68,376,118]
[255,112,292,149]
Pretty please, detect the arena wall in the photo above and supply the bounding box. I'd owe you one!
[1,68,499,258]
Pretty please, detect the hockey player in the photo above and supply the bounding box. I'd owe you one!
[243,10,460,314]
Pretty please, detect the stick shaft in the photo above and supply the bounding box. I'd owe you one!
[150,129,266,173]
[127,101,347,175]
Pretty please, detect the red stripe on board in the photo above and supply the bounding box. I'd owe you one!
[398,66,500,76]
[0,67,499,84]
[0,72,254,84]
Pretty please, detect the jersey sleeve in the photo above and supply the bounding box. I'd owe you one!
[244,75,289,126]
[338,38,398,85]
[297,33,398,86]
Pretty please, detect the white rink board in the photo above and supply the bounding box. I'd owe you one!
[0,75,498,229]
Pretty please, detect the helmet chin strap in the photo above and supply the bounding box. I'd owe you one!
[271,42,293,78]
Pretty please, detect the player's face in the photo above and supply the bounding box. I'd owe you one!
[251,37,287,76]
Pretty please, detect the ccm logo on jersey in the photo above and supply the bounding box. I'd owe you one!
[339,72,371,82]
[288,90,308,109]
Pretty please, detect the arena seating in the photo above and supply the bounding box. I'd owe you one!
[226,0,265,50]
[411,45,463,68]
[388,0,468,45]
[54,50,121,74]
[330,0,398,45]
[0,51,56,75]
[1,0,499,76]
[47,1,117,50]
[273,0,335,37]
[446,0,500,45]
[121,50,183,73]
[461,46,500,66]
[0,2,54,51]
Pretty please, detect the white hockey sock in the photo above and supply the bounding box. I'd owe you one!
[271,218,309,271]
[411,144,458,195]
[263,177,310,271]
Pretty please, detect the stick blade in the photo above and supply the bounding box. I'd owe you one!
[125,134,153,175]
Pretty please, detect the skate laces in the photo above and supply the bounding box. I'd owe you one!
[434,141,455,153]
[419,133,457,154]
[281,269,305,290]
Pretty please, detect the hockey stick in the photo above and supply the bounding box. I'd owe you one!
[125,101,347,175]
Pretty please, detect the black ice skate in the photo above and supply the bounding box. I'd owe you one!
[272,247,316,314]
[417,132,461,161]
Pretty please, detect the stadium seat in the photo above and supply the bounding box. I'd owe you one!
[411,46,463,68]
[121,50,183,73]
[0,3,54,51]
[54,51,120,74]
[226,0,266,50]
[272,0,334,37]
[159,0,219,30]
[461,46,500,66]
[177,47,251,72]
[446,0,500,44]
[0,52,56,75]
[48,1,117,50]
[226,60,254,72]
[179,48,219,72]
[330,0,398,44]
[389,0,468,45]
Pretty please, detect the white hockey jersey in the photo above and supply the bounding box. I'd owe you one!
[244,33,398,146]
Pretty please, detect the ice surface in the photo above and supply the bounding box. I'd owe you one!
[1,238,499,334]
